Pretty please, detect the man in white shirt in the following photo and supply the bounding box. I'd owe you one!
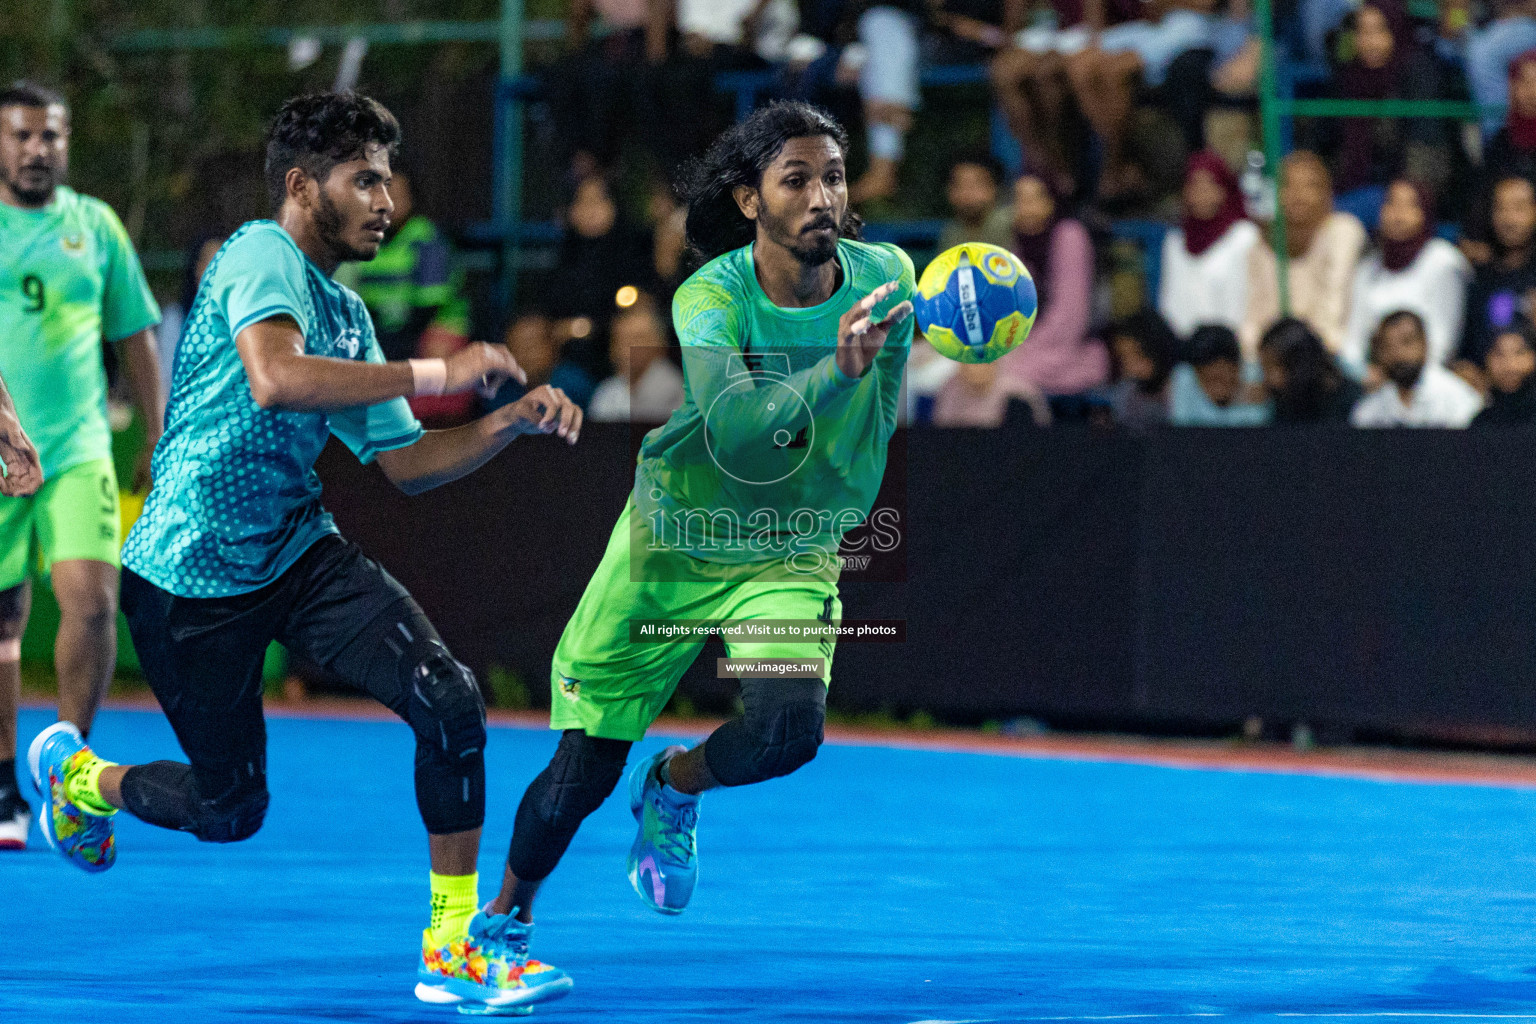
[1352,310,1484,428]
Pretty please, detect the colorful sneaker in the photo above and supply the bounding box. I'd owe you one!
[0,788,31,851]
[27,722,116,873]
[626,744,700,915]
[417,909,572,1012]
[415,950,531,1015]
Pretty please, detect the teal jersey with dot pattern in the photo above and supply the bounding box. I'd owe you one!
[122,221,424,598]
[0,186,160,478]
[634,238,913,565]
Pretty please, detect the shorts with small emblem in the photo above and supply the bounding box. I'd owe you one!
[550,498,842,742]
[0,457,120,589]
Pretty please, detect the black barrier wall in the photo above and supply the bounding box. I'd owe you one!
[316,424,1536,740]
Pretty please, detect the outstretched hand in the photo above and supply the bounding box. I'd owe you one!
[495,384,583,445]
[0,407,42,497]
[836,280,914,381]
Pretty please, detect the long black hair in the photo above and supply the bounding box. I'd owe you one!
[1108,308,1178,393]
[677,101,863,267]
[1259,317,1345,422]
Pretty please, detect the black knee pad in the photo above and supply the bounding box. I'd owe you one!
[198,779,270,844]
[537,730,629,828]
[404,642,487,763]
[507,730,631,882]
[403,642,487,834]
[705,686,826,787]
[120,760,269,843]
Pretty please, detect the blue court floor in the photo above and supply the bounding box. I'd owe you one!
[6,708,1536,1024]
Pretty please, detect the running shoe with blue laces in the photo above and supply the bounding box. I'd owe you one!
[626,744,700,915]
[416,907,572,1013]
[27,722,115,873]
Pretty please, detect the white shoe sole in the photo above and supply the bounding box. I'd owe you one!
[414,982,464,1005]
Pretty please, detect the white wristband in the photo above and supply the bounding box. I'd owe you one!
[409,358,447,397]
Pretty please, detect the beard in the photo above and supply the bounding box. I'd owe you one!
[758,203,840,266]
[3,162,60,206]
[1385,361,1425,391]
[315,190,379,263]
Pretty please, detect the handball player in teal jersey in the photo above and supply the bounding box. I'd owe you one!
[482,102,917,974]
[28,92,580,1014]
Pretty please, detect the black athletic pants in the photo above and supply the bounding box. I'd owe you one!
[119,535,486,843]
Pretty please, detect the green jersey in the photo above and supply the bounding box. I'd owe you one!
[0,186,160,478]
[635,238,914,567]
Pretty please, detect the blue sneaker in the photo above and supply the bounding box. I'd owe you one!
[626,744,700,915]
[27,722,116,873]
[418,908,572,1012]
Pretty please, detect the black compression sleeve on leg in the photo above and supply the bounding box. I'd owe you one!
[703,678,827,787]
[324,601,488,836]
[506,730,631,882]
[118,759,270,842]
[119,760,202,832]
[406,643,487,835]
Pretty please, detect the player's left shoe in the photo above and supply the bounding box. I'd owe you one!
[417,908,572,1013]
[626,744,700,915]
[28,722,116,873]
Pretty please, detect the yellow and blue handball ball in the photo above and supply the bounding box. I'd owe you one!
[915,242,1038,363]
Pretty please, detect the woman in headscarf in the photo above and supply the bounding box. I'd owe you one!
[1157,150,1261,339]
[1462,49,1536,264]
[1340,178,1471,374]
[1327,0,1455,195]
[1000,172,1107,396]
[1471,318,1536,425]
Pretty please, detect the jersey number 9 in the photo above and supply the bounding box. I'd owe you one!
[21,275,44,313]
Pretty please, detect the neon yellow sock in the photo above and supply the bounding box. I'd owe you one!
[63,750,117,817]
[428,871,479,946]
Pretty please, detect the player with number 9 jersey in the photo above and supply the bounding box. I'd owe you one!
[0,82,161,854]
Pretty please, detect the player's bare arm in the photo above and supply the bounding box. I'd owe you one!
[374,385,583,496]
[114,327,162,491]
[0,373,42,497]
[236,316,524,411]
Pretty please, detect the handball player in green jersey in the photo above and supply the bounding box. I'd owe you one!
[483,102,916,971]
[0,82,164,851]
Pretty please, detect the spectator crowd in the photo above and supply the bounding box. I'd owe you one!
[247,0,1536,435]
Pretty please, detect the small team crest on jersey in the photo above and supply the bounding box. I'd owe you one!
[559,676,581,701]
[983,252,1016,282]
[333,328,363,359]
[60,234,86,254]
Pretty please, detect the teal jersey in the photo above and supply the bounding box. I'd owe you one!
[122,221,423,598]
[0,186,160,478]
[635,239,914,566]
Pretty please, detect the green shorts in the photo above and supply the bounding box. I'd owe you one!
[0,458,121,589]
[550,498,842,741]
